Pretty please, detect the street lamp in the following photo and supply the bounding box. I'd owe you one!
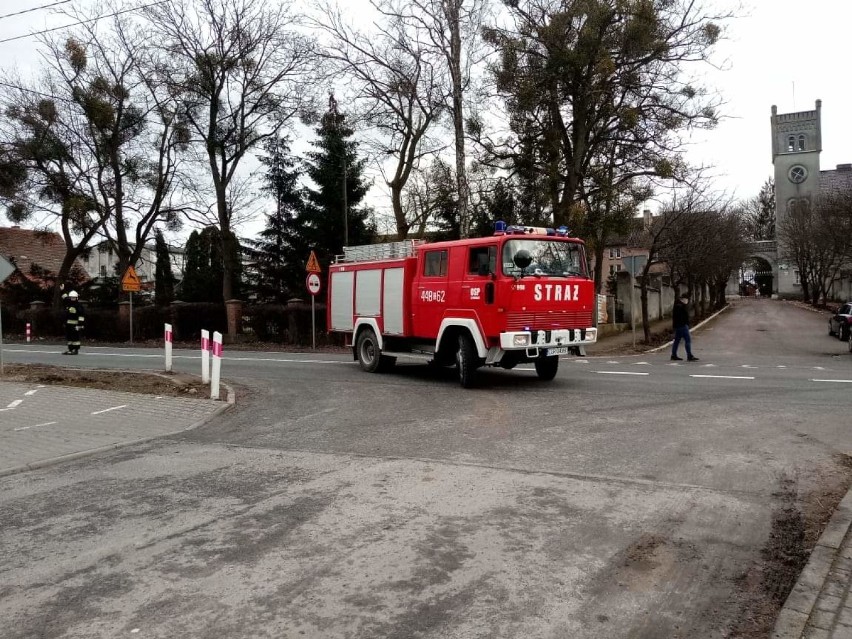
[342,153,348,248]
[329,92,349,248]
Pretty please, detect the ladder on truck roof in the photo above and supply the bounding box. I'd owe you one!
[335,239,426,264]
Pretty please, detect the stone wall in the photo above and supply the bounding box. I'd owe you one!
[610,270,676,326]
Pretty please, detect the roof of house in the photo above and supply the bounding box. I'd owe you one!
[820,164,852,197]
[0,226,89,285]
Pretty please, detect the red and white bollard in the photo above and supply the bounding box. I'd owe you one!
[164,323,173,372]
[201,329,210,384]
[211,331,223,400]
[26,322,31,343]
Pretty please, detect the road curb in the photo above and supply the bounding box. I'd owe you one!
[0,379,235,479]
[645,303,733,354]
[772,486,852,638]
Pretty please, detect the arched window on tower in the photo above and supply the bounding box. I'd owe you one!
[787,135,795,152]
[798,135,806,151]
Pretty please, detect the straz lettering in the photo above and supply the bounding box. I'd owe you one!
[420,289,446,303]
[533,284,580,302]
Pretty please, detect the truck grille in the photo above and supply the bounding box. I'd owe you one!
[505,310,593,330]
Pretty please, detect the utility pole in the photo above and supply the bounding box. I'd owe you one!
[343,152,348,247]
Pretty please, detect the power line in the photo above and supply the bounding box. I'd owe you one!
[0,1,73,21]
[0,0,169,45]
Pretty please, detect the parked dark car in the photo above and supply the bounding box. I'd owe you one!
[829,303,852,340]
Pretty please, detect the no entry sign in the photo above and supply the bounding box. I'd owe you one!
[306,272,321,296]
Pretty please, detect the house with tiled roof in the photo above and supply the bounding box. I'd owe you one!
[0,226,89,302]
[591,210,669,282]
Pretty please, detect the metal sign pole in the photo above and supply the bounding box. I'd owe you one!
[311,295,316,350]
[0,255,14,375]
[129,292,133,345]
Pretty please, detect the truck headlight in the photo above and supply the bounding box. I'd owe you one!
[513,334,530,347]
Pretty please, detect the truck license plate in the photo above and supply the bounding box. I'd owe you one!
[546,347,569,356]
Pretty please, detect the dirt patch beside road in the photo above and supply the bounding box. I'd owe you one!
[728,454,852,638]
[0,364,211,398]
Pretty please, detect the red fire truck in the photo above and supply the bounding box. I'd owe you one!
[327,224,598,387]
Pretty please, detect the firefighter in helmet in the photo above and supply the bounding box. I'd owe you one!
[63,290,85,355]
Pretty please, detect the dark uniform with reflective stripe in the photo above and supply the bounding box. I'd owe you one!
[64,297,85,354]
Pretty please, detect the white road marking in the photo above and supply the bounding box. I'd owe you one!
[24,389,39,396]
[91,405,127,415]
[690,375,755,380]
[14,421,57,432]
[777,365,787,369]
[741,365,756,369]
[703,364,717,367]
[575,359,589,364]
[606,360,620,364]
[814,366,826,371]
[595,371,650,376]
[635,362,651,366]
[6,400,22,409]
[811,379,852,384]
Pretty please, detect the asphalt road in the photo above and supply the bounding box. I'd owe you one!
[1,298,851,638]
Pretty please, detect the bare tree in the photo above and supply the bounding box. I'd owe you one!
[313,2,449,240]
[779,194,852,306]
[481,0,727,226]
[376,0,488,238]
[661,204,747,314]
[632,179,722,341]
[145,0,315,300]
[0,7,190,305]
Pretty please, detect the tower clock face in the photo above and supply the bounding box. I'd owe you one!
[789,165,808,184]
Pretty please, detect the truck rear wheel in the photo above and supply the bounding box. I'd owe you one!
[356,328,395,373]
[535,356,559,381]
[456,333,479,388]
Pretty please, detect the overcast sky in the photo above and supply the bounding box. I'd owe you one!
[1,0,850,233]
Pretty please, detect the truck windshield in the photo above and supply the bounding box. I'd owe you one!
[502,239,585,278]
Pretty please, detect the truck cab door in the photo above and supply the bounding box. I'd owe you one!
[412,248,450,338]
[462,244,498,330]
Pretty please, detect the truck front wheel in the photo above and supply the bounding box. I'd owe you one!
[456,333,480,388]
[535,356,559,381]
[356,328,395,373]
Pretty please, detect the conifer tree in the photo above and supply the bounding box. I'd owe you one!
[245,137,305,303]
[180,227,226,303]
[301,95,374,269]
[154,228,176,306]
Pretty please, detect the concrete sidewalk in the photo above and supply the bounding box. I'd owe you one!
[0,381,227,477]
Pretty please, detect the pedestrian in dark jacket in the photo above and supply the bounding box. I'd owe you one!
[671,296,698,361]
[62,290,85,355]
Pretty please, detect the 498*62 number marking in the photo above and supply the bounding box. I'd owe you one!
[420,289,446,303]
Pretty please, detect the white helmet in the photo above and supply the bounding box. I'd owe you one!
[68,290,79,299]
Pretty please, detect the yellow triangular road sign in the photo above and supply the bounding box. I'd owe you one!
[306,250,322,273]
[121,265,142,291]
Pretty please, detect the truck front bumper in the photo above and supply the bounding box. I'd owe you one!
[498,328,597,351]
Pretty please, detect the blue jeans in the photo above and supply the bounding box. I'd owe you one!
[672,326,692,358]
